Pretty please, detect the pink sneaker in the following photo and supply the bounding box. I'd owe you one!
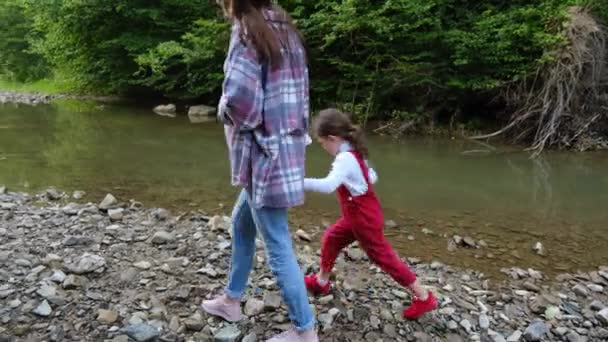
[266,328,319,342]
[201,295,243,322]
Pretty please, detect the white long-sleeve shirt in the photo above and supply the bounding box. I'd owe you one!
[304,142,378,196]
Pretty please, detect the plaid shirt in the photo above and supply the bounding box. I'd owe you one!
[219,8,309,209]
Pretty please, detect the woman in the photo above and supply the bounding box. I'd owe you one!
[202,1,318,341]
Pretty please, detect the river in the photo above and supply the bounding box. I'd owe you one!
[1,100,607,277]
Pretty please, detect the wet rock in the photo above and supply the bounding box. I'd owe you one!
[214,325,241,342]
[124,323,161,341]
[245,298,265,316]
[151,231,175,244]
[296,229,312,242]
[523,321,549,341]
[72,190,85,199]
[99,193,118,210]
[97,309,119,324]
[153,104,176,116]
[33,300,52,317]
[533,242,545,256]
[383,219,397,229]
[45,188,62,200]
[188,104,216,117]
[463,236,476,248]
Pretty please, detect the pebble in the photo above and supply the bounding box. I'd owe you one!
[108,208,124,221]
[295,229,312,242]
[33,300,52,316]
[97,309,119,324]
[566,331,583,342]
[479,313,490,330]
[507,330,522,342]
[596,307,608,325]
[523,320,549,341]
[590,300,604,311]
[99,193,118,210]
[150,231,175,244]
[242,332,257,342]
[123,323,160,341]
[214,325,241,342]
[573,284,589,297]
[244,298,265,316]
[263,292,282,309]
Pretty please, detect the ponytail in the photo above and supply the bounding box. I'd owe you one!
[346,125,369,158]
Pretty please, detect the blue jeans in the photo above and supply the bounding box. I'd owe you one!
[224,189,315,331]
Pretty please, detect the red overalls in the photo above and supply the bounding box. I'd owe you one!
[320,151,417,287]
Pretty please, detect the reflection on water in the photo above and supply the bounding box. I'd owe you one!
[1,101,607,276]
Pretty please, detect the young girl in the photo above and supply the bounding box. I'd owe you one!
[303,108,437,320]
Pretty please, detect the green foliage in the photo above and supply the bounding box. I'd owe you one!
[0,0,48,82]
[24,0,220,94]
[4,0,607,124]
[135,19,229,99]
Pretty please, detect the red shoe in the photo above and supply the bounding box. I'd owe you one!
[304,274,330,296]
[403,291,438,320]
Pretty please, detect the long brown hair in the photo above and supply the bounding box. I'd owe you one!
[223,0,304,69]
[314,108,369,158]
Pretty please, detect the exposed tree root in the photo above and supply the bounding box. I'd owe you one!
[471,6,608,157]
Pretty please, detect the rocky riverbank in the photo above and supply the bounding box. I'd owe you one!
[0,187,607,342]
[0,90,122,105]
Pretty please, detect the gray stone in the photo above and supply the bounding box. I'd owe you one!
[446,334,464,342]
[97,309,119,324]
[507,330,522,342]
[242,332,257,342]
[590,300,604,311]
[62,274,86,289]
[33,300,52,317]
[244,298,265,316]
[0,185,6,194]
[463,236,476,247]
[45,188,62,200]
[566,331,583,342]
[479,313,490,330]
[573,284,589,297]
[413,331,433,342]
[587,284,603,292]
[188,104,216,117]
[65,253,106,274]
[150,231,175,244]
[72,190,85,199]
[108,208,124,221]
[153,104,176,116]
[214,325,241,342]
[99,193,118,210]
[318,313,333,327]
[184,313,204,331]
[295,229,312,242]
[264,292,281,309]
[596,307,608,325]
[124,323,161,341]
[523,321,549,341]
